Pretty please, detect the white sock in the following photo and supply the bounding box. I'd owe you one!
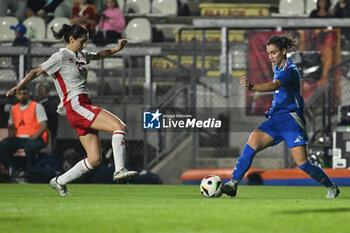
[112,130,126,173]
[57,158,93,185]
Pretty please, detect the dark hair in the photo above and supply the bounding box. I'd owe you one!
[36,81,50,93]
[317,0,331,12]
[51,24,88,43]
[105,0,118,8]
[289,30,301,40]
[266,34,296,52]
[18,86,28,91]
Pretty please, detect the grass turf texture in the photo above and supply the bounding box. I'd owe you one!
[0,184,349,233]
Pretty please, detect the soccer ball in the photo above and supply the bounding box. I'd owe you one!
[200,175,223,198]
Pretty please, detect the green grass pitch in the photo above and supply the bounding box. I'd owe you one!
[0,184,349,233]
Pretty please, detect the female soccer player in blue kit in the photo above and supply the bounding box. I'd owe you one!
[222,34,340,198]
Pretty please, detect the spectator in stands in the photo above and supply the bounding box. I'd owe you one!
[26,0,64,18]
[0,86,48,176]
[333,0,350,17]
[10,23,29,47]
[332,0,350,44]
[0,0,27,22]
[70,0,98,38]
[309,0,332,18]
[35,82,59,144]
[11,23,29,76]
[92,0,125,46]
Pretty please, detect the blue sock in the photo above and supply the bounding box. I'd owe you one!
[232,144,256,181]
[298,161,333,188]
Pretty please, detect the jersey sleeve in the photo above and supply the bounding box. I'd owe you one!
[35,103,48,123]
[40,53,63,75]
[82,50,97,64]
[276,67,293,85]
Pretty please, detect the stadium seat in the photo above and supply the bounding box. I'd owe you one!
[0,16,18,42]
[102,58,115,69]
[0,56,13,68]
[117,0,125,12]
[124,18,152,43]
[89,59,102,69]
[54,0,74,18]
[87,70,99,96]
[51,42,66,47]
[23,17,46,40]
[86,43,97,48]
[279,0,305,16]
[47,17,70,40]
[31,57,48,68]
[31,42,44,48]
[306,0,317,14]
[125,0,151,14]
[151,0,178,16]
[0,69,17,81]
[88,70,98,83]
[89,57,122,69]
[103,58,123,69]
[114,58,123,68]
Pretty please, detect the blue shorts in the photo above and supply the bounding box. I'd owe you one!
[257,112,308,149]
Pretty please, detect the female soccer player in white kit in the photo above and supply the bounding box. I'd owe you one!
[7,24,137,196]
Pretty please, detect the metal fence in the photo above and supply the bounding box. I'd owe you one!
[1,18,350,183]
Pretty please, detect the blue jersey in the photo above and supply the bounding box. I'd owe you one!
[268,59,304,116]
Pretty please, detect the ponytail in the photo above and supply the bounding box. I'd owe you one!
[266,34,296,52]
[51,24,70,40]
[51,24,88,43]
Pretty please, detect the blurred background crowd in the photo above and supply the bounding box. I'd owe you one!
[1,0,350,184]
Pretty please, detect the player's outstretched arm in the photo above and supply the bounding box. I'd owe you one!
[93,39,127,60]
[240,76,282,92]
[6,66,45,96]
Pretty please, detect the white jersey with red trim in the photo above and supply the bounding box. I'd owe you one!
[40,48,96,115]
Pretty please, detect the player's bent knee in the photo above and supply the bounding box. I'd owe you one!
[118,124,126,132]
[111,123,126,134]
[88,157,102,167]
